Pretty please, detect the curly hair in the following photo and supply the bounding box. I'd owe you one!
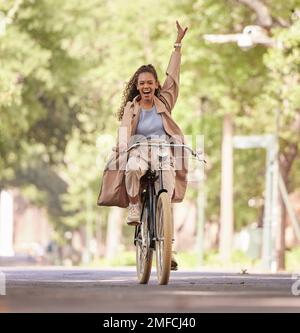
[117,64,162,121]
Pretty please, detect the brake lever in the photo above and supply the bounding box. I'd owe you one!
[195,151,207,164]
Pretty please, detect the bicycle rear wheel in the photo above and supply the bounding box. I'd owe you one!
[155,191,172,285]
[136,201,153,284]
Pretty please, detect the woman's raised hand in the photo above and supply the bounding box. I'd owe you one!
[176,20,188,43]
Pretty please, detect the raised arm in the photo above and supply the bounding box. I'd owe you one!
[160,21,188,113]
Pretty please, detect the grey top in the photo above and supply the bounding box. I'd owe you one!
[134,106,168,142]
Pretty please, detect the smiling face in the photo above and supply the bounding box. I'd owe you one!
[136,72,158,105]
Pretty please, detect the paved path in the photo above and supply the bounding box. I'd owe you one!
[0,267,299,312]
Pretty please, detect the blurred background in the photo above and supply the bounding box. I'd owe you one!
[0,0,300,272]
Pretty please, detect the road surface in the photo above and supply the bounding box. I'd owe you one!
[0,267,299,312]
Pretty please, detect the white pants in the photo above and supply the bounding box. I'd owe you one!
[125,141,175,201]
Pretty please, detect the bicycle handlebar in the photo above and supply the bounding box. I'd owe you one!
[124,142,206,163]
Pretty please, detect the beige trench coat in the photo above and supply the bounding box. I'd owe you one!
[97,49,189,208]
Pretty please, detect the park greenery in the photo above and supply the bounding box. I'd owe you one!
[0,0,300,255]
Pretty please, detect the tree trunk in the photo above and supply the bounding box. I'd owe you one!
[219,113,234,261]
[277,193,286,270]
[277,142,298,270]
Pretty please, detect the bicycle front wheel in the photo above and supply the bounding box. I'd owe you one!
[155,191,172,285]
[136,202,153,284]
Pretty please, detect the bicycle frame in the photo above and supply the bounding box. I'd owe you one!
[130,141,205,284]
[134,167,167,250]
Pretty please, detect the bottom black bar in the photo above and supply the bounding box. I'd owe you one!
[0,313,297,330]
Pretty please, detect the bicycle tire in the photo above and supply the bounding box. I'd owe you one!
[136,201,153,284]
[155,191,172,285]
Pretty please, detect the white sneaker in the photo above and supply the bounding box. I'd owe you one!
[126,203,141,226]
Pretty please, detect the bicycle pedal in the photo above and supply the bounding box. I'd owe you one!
[171,255,178,271]
[171,261,178,271]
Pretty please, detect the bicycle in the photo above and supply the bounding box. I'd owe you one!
[125,141,205,285]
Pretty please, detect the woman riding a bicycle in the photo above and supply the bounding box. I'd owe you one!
[98,21,189,273]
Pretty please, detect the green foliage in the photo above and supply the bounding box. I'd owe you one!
[286,246,300,271]
[90,247,300,271]
[90,251,136,268]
